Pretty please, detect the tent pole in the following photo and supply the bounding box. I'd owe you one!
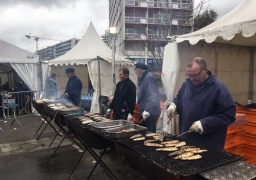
[249,47,254,101]
[97,56,102,115]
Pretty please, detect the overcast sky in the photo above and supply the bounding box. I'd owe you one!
[0,0,243,53]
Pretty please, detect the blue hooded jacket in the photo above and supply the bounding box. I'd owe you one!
[173,71,236,150]
[138,70,160,116]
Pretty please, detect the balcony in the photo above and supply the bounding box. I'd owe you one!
[125,33,139,40]
[125,0,193,10]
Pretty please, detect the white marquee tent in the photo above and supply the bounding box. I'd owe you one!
[0,39,39,91]
[49,22,137,113]
[160,0,256,134]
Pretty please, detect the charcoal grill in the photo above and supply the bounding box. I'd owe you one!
[118,136,242,178]
[33,100,60,140]
[64,116,117,180]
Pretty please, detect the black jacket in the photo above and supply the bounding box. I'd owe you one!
[64,75,82,106]
[109,78,136,115]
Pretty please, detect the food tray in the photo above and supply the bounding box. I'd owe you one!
[58,108,83,115]
[103,124,147,139]
[89,120,130,134]
[43,99,63,105]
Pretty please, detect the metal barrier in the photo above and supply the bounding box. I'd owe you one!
[0,89,56,121]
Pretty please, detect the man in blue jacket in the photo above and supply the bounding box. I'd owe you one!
[167,57,236,150]
[64,68,82,106]
[135,63,160,132]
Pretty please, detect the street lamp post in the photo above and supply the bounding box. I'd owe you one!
[109,27,117,96]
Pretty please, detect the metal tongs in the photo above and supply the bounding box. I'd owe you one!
[176,130,189,137]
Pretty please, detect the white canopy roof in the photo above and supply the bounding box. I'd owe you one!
[0,39,38,63]
[176,0,256,46]
[49,22,133,66]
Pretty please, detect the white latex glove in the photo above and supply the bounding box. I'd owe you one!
[64,93,69,98]
[106,109,112,115]
[189,121,203,134]
[167,102,176,118]
[142,111,150,120]
[127,113,133,121]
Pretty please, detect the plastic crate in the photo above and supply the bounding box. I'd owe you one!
[236,107,256,123]
[242,132,256,143]
[225,129,244,146]
[243,120,256,133]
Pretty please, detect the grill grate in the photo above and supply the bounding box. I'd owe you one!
[118,136,242,177]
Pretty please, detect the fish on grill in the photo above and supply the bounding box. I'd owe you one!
[191,149,207,153]
[184,148,200,152]
[130,134,142,139]
[164,143,177,147]
[168,149,185,156]
[120,129,135,133]
[174,151,194,159]
[180,145,196,150]
[144,143,164,147]
[144,140,155,144]
[181,154,202,160]
[146,133,158,137]
[161,140,179,144]
[156,147,179,152]
[153,135,162,141]
[81,120,93,124]
[175,141,186,147]
[133,137,146,141]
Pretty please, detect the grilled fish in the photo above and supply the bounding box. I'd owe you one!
[130,134,142,139]
[181,154,202,160]
[133,137,145,141]
[146,133,158,137]
[184,148,200,152]
[168,150,185,156]
[191,149,207,153]
[164,143,177,147]
[180,146,196,150]
[156,147,178,152]
[175,141,186,147]
[144,143,163,147]
[144,139,155,144]
[174,152,194,159]
[161,140,179,144]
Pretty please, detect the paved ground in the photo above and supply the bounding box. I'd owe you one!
[0,115,148,180]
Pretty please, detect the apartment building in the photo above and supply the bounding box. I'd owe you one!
[37,38,80,60]
[109,0,193,71]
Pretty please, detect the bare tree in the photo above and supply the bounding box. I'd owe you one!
[194,8,218,31]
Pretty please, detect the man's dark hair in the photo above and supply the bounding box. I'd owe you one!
[187,57,207,70]
[49,73,56,78]
[119,67,129,75]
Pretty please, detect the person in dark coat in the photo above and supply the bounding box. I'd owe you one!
[64,68,82,106]
[167,57,236,150]
[135,63,160,132]
[106,67,136,120]
[45,73,57,98]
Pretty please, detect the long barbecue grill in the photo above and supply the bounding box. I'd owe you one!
[32,99,256,180]
[118,136,242,178]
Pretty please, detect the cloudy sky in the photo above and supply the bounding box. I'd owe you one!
[0,0,243,53]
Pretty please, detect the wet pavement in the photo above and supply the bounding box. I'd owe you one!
[0,115,148,180]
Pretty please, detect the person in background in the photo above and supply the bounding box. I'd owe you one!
[63,68,82,106]
[134,63,160,132]
[45,73,57,98]
[106,67,136,121]
[167,57,236,150]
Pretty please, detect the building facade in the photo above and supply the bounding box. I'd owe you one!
[37,38,80,60]
[108,0,193,71]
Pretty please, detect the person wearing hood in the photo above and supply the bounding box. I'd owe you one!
[106,67,136,121]
[64,68,82,106]
[134,63,160,132]
[167,57,236,150]
[45,73,57,98]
